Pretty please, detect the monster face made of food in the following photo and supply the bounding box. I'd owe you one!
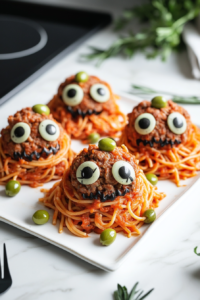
[47,72,126,141]
[40,138,165,238]
[0,105,74,187]
[119,96,200,186]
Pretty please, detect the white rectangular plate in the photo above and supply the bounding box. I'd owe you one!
[0,69,199,272]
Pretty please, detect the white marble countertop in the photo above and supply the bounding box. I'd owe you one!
[1,1,200,299]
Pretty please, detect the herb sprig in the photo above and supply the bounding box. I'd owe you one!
[130,84,200,104]
[114,282,154,300]
[84,0,200,64]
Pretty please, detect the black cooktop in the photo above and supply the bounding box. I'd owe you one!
[0,1,111,105]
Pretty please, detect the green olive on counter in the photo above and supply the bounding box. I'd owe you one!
[98,138,116,152]
[32,104,50,115]
[88,133,100,144]
[32,210,49,225]
[145,173,158,186]
[143,209,156,223]
[75,71,89,83]
[100,228,116,246]
[151,96,167,109]
[5,180,21,197]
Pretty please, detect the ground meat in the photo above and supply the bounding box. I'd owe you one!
[70,144,140,198]
[127,100,192,149]
[1,107,64,160]
[48,75,117,116]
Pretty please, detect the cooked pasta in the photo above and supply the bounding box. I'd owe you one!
[40,143,165,237]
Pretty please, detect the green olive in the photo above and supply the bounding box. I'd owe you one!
[108,137,116,142]
[32,210,49,225]
[88,133,100,144]
[151,96,167,109]
[98,138,116,152]
[145,173,158,186]
[32,104,50,115]
[5,180,21,197]
[143,209,156,223]
[100,228,116,246]
[75,71,89,83]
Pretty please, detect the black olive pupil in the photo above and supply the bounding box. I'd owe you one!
[139,118,150,129]
[81,167,93,179]
[67,89,76,98]
[119,166,130,179]
[14,126,25,138]
[46,124,56,135]
[97,88,105,96]
[173,117,183,128]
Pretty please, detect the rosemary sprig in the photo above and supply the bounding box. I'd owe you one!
[194,246,200,256]
[130,84,200,104]
[114,282,154,300]
[83,0,200,64]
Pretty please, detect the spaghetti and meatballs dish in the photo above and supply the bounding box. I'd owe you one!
[0,105,74,187]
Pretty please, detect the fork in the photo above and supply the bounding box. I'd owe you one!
[0,244,12,294]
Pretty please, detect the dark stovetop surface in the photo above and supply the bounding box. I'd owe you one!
[0,1,111,106]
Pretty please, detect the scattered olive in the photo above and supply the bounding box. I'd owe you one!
[143,209,156,223]
[32,210,49,225]
[5,180,21,197]
[145,173,158,186]
[75,71,89,83]
[88,133,100,144]
[151,96,167,109]
[100,228,116,246]
[98,138,116,152]
[32,104,50,115]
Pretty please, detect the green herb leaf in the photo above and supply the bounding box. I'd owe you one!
[194,246,200,256]
[130,84,200,105]
[83,0,200,63]
[114,282,154,300]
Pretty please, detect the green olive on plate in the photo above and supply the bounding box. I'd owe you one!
[32,104,50,115]
[32,210,49,225]
[151,96,167,109]
[98,138,116,152]
[100,228,116,246]
[145,173,158,186]
[143,209,156,223]
[88,133,100,144]
[5,180,21,197]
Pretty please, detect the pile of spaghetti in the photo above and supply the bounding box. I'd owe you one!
[119,123,200,186]
[40,145,165,238]
[48,75,127,141]
[0,134,74,187]
[0,107,75,187]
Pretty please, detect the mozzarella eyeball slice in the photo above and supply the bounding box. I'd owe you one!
[134,113,156,135]
[112,161,135,185]
[167,112,187,134]
[90,83,110,103]
[76,161,100,185]
[62,84,84,106]
[39,120,60,142]
[11,122,31,144]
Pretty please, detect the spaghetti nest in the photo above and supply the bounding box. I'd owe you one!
[0,133,74,187]
[119,123,200,186]
[48,75,127,141]
[40,145,165,238]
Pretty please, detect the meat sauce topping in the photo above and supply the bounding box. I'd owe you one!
[70,144,140,199]
[50,75,117,117]
[1,107,63,160]
[127,100,192,149]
